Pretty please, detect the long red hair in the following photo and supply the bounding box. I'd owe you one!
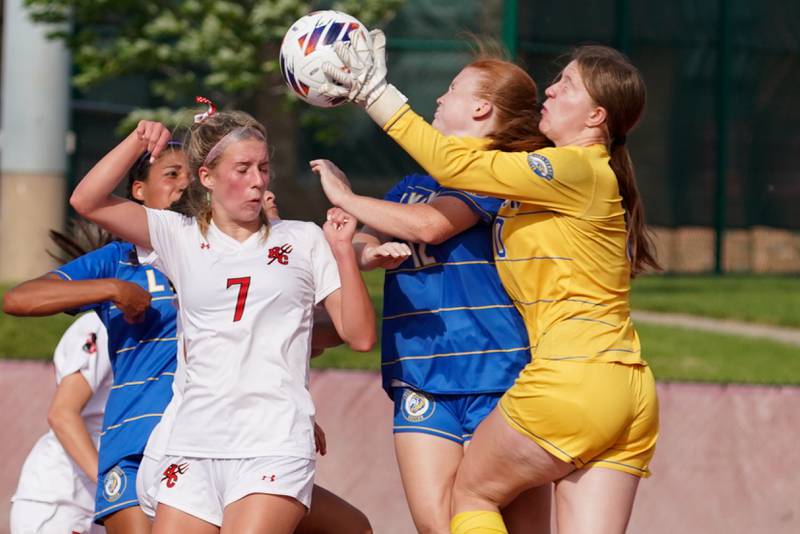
[467,58,551,153]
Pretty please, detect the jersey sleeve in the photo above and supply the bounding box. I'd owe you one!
[385,108,595,216]
[308,224,341,305]
[383,174,413,202]
[50,243,119,313]
[145,207,191,283]
[53,313,108,393]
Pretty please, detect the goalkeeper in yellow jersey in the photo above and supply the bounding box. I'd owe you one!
[320,35,660,534]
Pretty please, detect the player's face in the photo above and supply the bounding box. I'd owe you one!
[209,139,270,223]
[263,190,280,221]
[540,61,600,145]
[137,149,190,210]
[432,67,486,136]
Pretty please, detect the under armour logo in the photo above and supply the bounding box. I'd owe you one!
[200,242,210,249]
[267,244,293,265]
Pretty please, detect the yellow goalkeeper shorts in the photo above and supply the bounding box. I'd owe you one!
[500,358,658,477]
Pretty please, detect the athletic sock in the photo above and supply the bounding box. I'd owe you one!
[451,510,509,534]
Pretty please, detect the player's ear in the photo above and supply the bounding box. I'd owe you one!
[198,166,214,190]
[131,180,146,202]
[472,98,493,121]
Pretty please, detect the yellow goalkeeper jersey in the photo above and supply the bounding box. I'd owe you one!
[384,106,644,365]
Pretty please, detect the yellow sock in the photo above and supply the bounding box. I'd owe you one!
[451,511,508,534]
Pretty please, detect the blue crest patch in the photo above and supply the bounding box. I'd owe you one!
[527,153,554,181]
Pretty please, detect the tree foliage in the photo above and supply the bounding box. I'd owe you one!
[25,0,404,121]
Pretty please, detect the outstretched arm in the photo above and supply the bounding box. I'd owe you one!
[311,159,479,245]
[48,372,99,482]
[321,209,377,352]
[2,274,151,323]
[70,121,172,248]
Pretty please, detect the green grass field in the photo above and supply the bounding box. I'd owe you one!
[3,273,799,384]
[631,274,800,328]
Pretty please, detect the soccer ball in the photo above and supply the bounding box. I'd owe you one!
[279,10,370,108]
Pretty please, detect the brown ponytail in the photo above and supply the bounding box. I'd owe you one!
[572,45,660,275]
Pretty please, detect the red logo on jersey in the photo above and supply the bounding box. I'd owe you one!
[161,462,189,488]
[82,333,98,354]
[267,244,293,265]
[262,474,277,482]
[200,242,210,249]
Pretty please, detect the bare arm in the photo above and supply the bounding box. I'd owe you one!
[70,121,172,248]
[311,159,480,244]
[2,274,151,323]
[310,305,342,357]
[47,372,98,482]
[321,209,377,352]
[352,228,411,271]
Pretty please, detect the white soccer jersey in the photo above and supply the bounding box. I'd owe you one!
[145,208,340,459]
[12,312,112,505]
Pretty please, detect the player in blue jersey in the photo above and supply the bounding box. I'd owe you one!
[3,141,190,533]
[311,57,553,533]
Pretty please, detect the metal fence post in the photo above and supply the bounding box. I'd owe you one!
[502,0,518,60]
[714,0,732,274]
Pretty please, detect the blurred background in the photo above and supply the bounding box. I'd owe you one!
[0,1,798,533]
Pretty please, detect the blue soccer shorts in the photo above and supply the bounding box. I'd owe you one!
[392,387,503,445]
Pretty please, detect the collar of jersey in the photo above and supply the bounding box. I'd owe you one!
[208,218,266,254]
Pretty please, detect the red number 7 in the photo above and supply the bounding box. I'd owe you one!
[226,277,251,322]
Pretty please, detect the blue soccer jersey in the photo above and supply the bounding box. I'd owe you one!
[52,242,177,474]
[381,174,531,395]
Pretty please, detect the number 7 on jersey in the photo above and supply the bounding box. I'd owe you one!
[226,277,251,322]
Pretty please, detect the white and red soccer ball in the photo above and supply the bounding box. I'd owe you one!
[279,10,370,108]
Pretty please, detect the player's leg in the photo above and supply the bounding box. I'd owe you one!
[221,494,305,534]
[220,456,314,534]
[552,364,658,534]
[393,388,466,534]
[295,485,372,534]
[501,485,552,534]
[151,457,223,533]
[103,506,153,534]
[461,392,553,534]
[152,503,219,534]
[395,432,463,534]
[553,468,639,534]
[450,408,573,534]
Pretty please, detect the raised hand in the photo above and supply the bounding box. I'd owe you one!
[362,242,412,271]
[309,159,353,207]
[323,207,358,249]
[112,280,152,323]
[321,29,388,107]
[134,120,172,162]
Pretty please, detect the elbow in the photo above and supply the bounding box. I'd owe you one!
[414,225,449,246]
[47,406,66,433]
[69,190,90,217]
[2,290,27,316]
[347,332,377,353]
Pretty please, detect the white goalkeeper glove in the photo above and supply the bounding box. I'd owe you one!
[320,29,408,127]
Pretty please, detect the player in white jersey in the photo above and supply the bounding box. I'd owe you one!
[10,312,111,534]
[69,107,377,533]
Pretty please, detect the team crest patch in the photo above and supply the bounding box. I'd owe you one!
[103,465,127,502]
[267,243,293,265]
[401,390,435,423]
[527,153,554,181]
